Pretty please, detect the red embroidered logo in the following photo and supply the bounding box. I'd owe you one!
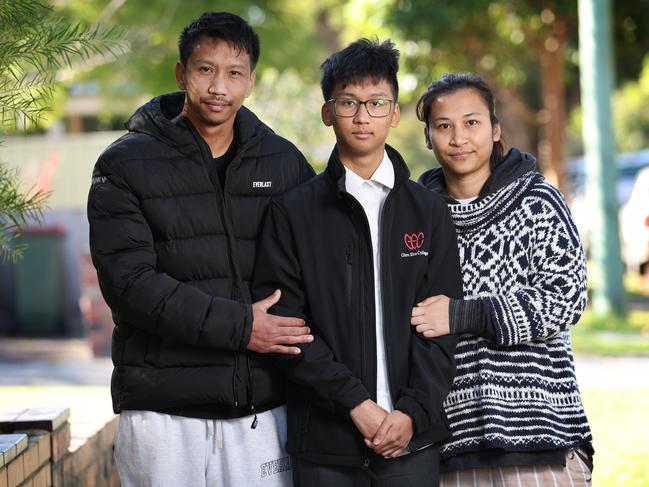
[404,232,424,251]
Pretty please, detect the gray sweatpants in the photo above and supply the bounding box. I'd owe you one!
[115,406,292,487]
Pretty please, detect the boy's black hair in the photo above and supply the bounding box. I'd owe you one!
[178,12,260,69]
[416,73,504,167]
[320,38,400,101]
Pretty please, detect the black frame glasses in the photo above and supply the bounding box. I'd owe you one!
[327,98,394,118]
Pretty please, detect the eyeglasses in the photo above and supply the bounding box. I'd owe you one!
[327,98,394,118]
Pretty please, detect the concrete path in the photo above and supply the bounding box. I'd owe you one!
[0,358,112,385]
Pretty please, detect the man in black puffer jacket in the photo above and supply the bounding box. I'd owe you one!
[87,12,314,487]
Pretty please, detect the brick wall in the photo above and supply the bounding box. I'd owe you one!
[0,408,118,487]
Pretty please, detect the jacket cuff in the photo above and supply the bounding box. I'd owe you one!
[395,395,430,435]
[336,384,371,417]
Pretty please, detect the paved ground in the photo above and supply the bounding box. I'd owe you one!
[0,355,648,389]
[0,357,112,385]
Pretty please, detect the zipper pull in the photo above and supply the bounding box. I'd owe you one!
[250,403,258,429]
[361,458,370,470]
[346,243,353,264]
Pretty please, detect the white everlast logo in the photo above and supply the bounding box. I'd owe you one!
[252,181,272,188]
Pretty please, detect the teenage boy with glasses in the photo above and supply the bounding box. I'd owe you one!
[253,38,462,486]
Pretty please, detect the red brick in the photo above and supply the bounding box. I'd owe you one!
[71,439,96,478]
[7,456,24,487]
[28,466,48,487]
[0,466,8,487]
[11,432,49,472]
[59,454,73,484]
[50,426,70,463]
[78,462,98,487]
[107,469,119,487]
[21,443,39,480]
[99,419,117,451]
[50,463,62,487]
[35,435,50,467]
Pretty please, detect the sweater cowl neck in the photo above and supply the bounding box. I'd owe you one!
[418,147,537,202]
[418,147,542,233]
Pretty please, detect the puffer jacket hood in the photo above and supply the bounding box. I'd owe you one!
[418,147,537,201]
[125,92,271,157]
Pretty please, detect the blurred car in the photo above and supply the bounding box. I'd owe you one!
[566,149,649,268]
[620,165,649,276]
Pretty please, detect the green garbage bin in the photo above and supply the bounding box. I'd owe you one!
[13,225,65,334]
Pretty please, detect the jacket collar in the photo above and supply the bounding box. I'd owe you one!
[344,150,395,193]
[326,144,410,194]
[125,92,271,159]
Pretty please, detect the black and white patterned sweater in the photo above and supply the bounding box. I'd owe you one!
[420,149,592,460]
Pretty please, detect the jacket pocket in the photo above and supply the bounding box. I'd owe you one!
[299,401,312,451]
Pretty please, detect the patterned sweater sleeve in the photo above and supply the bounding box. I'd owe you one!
[478,183,587,346]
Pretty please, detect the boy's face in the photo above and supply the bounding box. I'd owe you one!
[175,36,255,132]
[322,79,400,162]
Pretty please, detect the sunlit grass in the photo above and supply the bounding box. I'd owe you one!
[582,389,649,486]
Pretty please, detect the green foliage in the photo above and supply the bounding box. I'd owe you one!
[0,0,127,262]
[569,55,649,155]
[613,57,649,153]
[0,0,128,127]
[0,163,48,262]
[58,0,326,103]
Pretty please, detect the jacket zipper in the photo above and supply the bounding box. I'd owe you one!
[186,125,250,409]
[346,243,353,308]
[379,191,396,405]
[342,191,377,467]
[342,193,374,394]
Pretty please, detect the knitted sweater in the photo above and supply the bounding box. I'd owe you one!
[421,152,592,459]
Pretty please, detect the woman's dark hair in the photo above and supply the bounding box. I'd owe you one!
[320,38,399,101]
[178,12,260,69]
[416,73,504,167]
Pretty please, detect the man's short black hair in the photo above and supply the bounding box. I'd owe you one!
[178,12,260,69]
[320,38,400,101]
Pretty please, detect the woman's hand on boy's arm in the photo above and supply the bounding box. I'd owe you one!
[411,295,450,337]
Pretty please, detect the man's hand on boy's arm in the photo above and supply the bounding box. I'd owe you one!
[350,399,388,441]
[410,295,450,337]
[365,410,413,458]
[247,289,314,355]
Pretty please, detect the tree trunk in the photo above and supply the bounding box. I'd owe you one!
[537,19,568,194]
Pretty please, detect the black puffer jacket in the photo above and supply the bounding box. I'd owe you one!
[87,92,314,418]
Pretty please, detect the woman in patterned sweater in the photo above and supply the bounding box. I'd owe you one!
[412,73,593,486]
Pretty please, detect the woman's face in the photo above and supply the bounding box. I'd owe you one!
[424,88,501,182]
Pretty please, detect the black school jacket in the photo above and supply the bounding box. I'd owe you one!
[253,145,462,467]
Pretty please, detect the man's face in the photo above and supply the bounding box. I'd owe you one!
[175,36,255,131]
[322,79,400,161]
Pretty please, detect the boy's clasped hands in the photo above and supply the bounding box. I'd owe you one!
[350,399,413,459]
